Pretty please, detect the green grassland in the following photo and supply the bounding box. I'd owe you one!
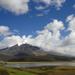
[0,64,75,75]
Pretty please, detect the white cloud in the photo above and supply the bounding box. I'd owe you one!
[52,0,66,10]
[27,20,64,51]
[0,0,29,15]
[67,14,75,31]
[45,20,64,33]
[1,15,75,56]
[0,26,12,36]
[0,0,66,15]
[65,15,75,46]
[0,21,64,50]
[33,0,66,10]
[73,4,75,9]
[29,17,75,56]
[59,14,75,56]
[0,35,23,49]
[0,26,33,49]
[0,26,9,33]
[0,26,23,49]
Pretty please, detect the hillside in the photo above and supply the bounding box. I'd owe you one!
[0,44,75,61]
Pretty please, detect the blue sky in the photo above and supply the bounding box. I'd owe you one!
[0,0,75,36]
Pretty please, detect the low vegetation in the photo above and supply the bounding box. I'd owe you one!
[0,64,75,75]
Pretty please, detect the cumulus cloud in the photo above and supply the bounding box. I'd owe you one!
[30,20,64,50]
[0,0,29,15]
[0,0,66,15]
[66,15,75,44]
[59,14,75,55]
[67,14,75,31]
[33,0,66,10]
[0,26,12,36]
[0,21,64,50]
[45,20,64,33]
[0,35,23,49]
[0,26,24,49]
[1,15,75,56]
[25,15,75,56]
[0,26,33,49]
[52,0,66,10]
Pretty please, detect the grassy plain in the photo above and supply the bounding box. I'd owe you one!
[0,62,75,75]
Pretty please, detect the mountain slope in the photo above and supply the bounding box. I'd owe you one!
[0,44,75,61]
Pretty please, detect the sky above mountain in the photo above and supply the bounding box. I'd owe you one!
[0,0,75,56]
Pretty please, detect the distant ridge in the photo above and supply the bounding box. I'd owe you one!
[0,44,75,61]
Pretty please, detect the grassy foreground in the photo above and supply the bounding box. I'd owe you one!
[0,65,75,75]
